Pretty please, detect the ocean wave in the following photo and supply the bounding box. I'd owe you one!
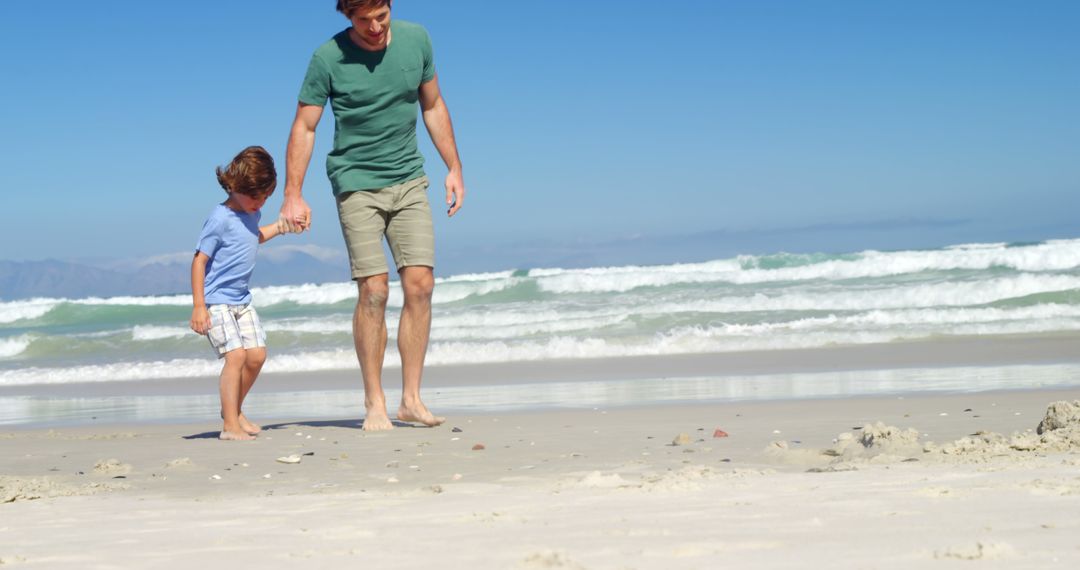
[130,325,189,341]
[534,239,1080,293]
[9,321,1080,387]
[55,280,1080,350]
[0,335,33,358]
[646,274,1080,313]
[5,240,1079,325]
[0,299,61,324]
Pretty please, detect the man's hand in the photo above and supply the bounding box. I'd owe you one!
[445,169,465,217]
[190,307,211,336]
[279,194,312,232]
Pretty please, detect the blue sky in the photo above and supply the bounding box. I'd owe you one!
[1,1,1078,274]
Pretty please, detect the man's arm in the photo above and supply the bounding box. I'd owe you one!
[190,252,211,335]
[419,74,465,217]
[281,102,325,231]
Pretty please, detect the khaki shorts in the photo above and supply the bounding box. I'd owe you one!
[336,175,435,279]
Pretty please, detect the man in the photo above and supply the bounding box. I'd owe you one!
[281,0,465,431]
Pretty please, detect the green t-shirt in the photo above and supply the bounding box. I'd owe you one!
[298,20,436,195]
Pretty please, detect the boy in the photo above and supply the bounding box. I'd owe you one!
[190,146,298,441]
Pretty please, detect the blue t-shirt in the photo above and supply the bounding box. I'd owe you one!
[195,203,261,305]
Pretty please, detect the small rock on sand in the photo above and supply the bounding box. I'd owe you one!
[472,443,485,451]
[276,455,302,464]
[934,541,1015,560]
[713,428,729,438]
[672,433,692,446]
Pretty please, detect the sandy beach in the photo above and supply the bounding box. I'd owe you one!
[3,378,1080,568]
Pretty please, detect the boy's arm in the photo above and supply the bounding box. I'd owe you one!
[258,219,286,244]
[190,252,212,335]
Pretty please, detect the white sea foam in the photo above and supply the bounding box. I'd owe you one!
[250,271,519,308]
[253,282,358,306]
[77,294,191,306]
[131,326,190,341]
[643,274,1080,314]
[0,335,33,358]
[5,240,1079,320]
[11,323,1074,387]
[534,239,1080,293]
[0,299,60,324]
[7,239,1080,388]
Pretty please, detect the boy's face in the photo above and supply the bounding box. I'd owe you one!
[349,4,391,51]
[227,191,271,214]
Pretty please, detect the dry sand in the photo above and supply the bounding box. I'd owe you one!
[2,387,1080,568]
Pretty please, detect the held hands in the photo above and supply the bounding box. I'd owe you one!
[190,307,211,336]
[279,195,312,233]
[276,216,308,235]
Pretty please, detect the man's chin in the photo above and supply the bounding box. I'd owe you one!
[361,36,387,49]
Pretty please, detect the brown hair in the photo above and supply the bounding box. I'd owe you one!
[336,0,391,18]
[215,146,277,197]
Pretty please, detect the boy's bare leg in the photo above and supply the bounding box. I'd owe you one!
[219,347,266,434]
[219,349,254,441]
[395,266,444,427]
[356,274,394,431]
[237,347,266,434]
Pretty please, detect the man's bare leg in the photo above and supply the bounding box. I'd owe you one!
[395,266,444,426]
[219,349,254,441]
[356,274,394,431]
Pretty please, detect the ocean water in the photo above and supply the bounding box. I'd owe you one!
[3,238,1080,391]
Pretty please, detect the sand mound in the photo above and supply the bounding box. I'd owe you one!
[833,422,923,460]
[770,401,1080,467]
[521,550,587,569]
[1037,400,1080,434]
[1,476,126,503]
[93,459,132,476]
[935,399,1080,459]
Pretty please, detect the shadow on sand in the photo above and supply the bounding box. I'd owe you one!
[182,417,430,439]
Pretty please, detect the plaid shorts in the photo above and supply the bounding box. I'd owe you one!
[206,304,266,357]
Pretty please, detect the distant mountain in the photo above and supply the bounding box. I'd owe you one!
[0,245,350,300]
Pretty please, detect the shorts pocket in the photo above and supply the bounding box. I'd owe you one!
[207,310,228,349]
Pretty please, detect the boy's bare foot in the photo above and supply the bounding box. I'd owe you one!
[362,408,394,431]
[221,411,261,435]
[219,430,255,441]
[238,414,261,435]
[397,402,445,427]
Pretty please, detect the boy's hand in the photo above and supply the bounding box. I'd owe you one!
[276,217,306,235]
[190,307,211,335]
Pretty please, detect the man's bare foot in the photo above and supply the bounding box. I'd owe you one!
[362,409,395,431]
[238,414,261,435]
[397,403,446,427]
[219,429,255,441]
